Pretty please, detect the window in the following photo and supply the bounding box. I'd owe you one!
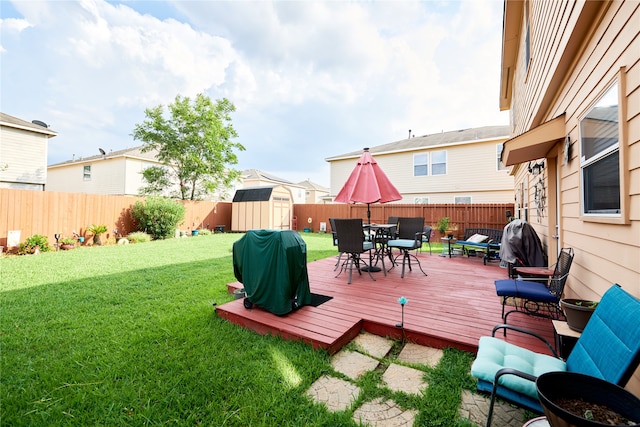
[454,196,471,204]
[83,165,91,181]
[414,197,429,204]
[431,150,446,175]
[497,144,507,170]
[414,153,428,176]
[580,82,620,215]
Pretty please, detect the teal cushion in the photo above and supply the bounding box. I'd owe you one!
[363,241,374,251]
[387,239,416,249]
[471,336,566,399]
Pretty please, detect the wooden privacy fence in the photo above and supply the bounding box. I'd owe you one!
[292,203,514,238]
[0,189,232,249]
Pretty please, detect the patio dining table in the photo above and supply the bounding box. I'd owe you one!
[363,223,397,272]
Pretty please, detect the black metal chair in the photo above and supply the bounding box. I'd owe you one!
[329,217,345,271]
[333,218,376,284]
[387,217,428,278]
[420,225,432,254]
[495,247,574,326]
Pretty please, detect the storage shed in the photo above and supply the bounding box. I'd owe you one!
[232,185,293,232]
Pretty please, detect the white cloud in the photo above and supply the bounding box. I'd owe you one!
[1,0,509,186]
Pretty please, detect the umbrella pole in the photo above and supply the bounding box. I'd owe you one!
[362,203,382,273]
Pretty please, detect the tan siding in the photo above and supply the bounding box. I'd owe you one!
[0,127,48,187]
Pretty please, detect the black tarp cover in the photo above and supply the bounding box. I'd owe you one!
[499,219,546,267]
[233,229,311,315]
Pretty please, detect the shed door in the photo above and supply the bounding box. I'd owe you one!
[273,196,291,230]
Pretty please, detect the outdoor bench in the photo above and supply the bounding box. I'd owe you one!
[455,228,503,265]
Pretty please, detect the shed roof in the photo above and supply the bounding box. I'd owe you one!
[233,186,275,202]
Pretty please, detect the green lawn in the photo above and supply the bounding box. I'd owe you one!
[1,233,476,426]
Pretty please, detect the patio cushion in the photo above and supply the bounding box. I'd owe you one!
[471,336,566,399]
[386,239,416,249]
[363,241,374,251]
[495,279,556,303]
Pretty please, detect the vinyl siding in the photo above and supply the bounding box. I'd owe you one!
[0,127,48,189]
[329,139,513,203]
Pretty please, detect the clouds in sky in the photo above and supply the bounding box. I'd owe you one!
[1,0,508,187]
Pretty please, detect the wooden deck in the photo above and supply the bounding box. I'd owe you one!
[217,252,556,355]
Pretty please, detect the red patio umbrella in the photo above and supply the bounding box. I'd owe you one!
[334,148,402,224]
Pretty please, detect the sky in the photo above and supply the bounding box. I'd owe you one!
[1,0,509,188]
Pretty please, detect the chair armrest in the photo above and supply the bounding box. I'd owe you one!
[495,367,537,384]
[491,324,559,357]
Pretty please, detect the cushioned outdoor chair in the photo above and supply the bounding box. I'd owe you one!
[329,217,345,271]
[471,284,640,427]
[495,247,574,326]
[333,218,376,284]
[420,225,432,254]
[387,217,428,278]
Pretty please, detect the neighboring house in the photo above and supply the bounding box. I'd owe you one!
[499,0,639,302]
[47,146,163,196]
[326,126,513,204]
[0,112,57,190]
[297,179,330,204]
[238,169,308,204]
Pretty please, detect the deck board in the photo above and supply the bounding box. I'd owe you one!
[217,252,556,355]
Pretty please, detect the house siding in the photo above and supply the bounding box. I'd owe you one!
[0,127,48,189]
[504,0,639,396]
[329,138,513,204]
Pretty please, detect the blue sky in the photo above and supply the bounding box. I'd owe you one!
[1,0,508,187]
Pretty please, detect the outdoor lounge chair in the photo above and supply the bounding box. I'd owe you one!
[495,247,573,326]
[387,217,428,278]
[333,218,376,284]
[471,284,640,427]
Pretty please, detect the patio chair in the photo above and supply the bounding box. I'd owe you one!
[387,217,428,278]
[329,217,345,271]
[495,247,573,326]
[471,284,640,427]
[333,218,376,284]
[419,225,432,254]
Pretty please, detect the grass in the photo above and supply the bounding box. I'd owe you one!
[1,232,475,426]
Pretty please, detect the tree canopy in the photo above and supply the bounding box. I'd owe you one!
[132,94,245,200]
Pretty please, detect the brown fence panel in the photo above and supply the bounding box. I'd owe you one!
[0,189,232,249]
[293,203,513,238]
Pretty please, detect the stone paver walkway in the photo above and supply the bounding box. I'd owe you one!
[306,331,530,426]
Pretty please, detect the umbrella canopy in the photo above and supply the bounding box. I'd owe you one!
[334,148,401,222]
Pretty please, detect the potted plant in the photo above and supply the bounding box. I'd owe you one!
[59,237,77,250]
[436,217,450,236]
[560,298,599,332]
[87,224,108,246]
[537,371,640,426]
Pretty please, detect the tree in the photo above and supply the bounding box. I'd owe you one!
[132,94,245,200]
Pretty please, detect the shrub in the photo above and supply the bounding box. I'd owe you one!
[126,231,151,244]
[198,228,212,236]
[18,234,51,255]
[131,197,186,240]
[86,224,108,235]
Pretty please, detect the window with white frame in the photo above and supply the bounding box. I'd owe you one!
[431,150,446,175]
[497,144,507,170]
[414,197,429,204]
[454,196,471,204]
[83,165,91,181]
[414,153,428,176]
[580,81,620,215]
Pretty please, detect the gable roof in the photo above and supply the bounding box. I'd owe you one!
[48,145,161,167]
[241,169,294,185]
[297,179,329,192]
[0,112,58,137]
[325,125,510,161]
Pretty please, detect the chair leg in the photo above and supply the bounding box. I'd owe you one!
[485,382,499,427]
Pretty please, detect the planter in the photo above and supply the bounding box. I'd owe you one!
[537,371,640,427]
[60,244,75,250]
[560,299,598,332]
